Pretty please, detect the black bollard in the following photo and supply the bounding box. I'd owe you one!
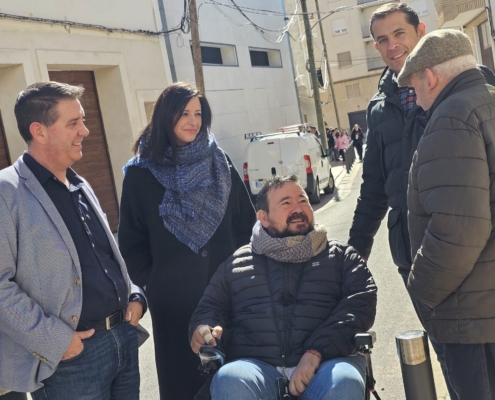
[396,330,436,400]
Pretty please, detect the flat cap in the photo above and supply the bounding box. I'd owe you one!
[398,29,473,86]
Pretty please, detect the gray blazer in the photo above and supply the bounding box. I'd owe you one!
[0,156,145,393]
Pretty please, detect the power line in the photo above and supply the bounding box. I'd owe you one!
[0,0,191,37]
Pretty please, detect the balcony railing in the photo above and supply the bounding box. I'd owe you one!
[362,24,371,38]
[435,0,485,24]
[367,57,386,71]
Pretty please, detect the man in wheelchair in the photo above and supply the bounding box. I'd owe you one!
[189,175,377,400]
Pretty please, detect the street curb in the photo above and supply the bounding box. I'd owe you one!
[315,162,362,215]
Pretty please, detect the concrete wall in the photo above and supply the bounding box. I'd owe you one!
[163,0,301,171]
[0,0,170,199]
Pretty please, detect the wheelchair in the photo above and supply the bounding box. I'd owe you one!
[355,331,381,400]
[196,332,380,400]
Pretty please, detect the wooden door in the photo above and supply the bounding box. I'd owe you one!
[0,112,11,170]
[49,71,119,232]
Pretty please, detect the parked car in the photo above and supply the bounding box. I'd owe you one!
[243,129,334,204]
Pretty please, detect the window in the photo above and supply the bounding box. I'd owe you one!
[411,0,429,16]
[337,51,352,67]
[250,51,269,66]
[249,48,282,67]
[201,47,222,64]
[198,43,238,66]
[332,19,348,35]
[346,83,361,99]
[481,22,491,50]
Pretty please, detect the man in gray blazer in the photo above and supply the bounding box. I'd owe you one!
[0,82,146,399]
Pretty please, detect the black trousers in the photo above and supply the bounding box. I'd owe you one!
[444,343,495,399]
[354,144,363,161]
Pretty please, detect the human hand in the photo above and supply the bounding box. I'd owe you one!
[61,329,94,361]
[289,351,321,396]
[190,325,223,354]
[125,301,144,326]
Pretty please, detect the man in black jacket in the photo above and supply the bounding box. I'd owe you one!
[348,4,495,398]
[190,175,377,400]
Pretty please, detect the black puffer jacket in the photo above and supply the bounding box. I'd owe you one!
[408,69,495,344]
[349,66,495,277]
[189,242,377,367]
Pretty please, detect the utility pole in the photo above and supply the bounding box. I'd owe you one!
[301,0,327,151]
[314,0,341,131]
[189,0,205,94]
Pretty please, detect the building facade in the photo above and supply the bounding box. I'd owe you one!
[285,0,437,132]
[436,0,495,72]
[161,0,301,172]
[0,0,172,231]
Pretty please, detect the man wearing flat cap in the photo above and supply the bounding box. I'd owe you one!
[399,29,495,398]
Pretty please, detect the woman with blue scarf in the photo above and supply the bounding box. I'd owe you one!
[118,83,256,399]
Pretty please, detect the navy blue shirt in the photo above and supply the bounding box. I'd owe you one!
[23,153,128,330]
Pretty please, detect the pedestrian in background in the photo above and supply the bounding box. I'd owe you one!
[326,128,335,160]
[331,129,340,161]
[118,82,256,399]
[400,29,495,399]
[309,125,321,140]
[334,130,349,164]
[351,124,364,162]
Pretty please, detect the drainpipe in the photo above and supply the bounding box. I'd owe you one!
[157,0,177,82]
[281,0,303,124]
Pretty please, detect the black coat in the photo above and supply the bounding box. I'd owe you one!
[408,69,495,343]
[349,66,495,277]
[350,129,363,146]
[118,160,256,399]
[189,242,377,367]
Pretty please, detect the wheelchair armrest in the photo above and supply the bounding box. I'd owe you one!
[354,331,376,347]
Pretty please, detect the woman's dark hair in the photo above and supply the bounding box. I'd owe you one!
[132,82,212,162]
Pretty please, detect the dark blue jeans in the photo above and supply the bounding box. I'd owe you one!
[31,322,139,400]
[443,343,495,400]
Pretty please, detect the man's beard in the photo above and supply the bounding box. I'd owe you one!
[265,212,314,238]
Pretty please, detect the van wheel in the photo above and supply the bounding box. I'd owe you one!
[309,179,321,204]
[324,172,335,194]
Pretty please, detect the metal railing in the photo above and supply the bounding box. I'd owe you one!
[343,142,356,174]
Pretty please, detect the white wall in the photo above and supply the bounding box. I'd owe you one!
[0,1,170,198]
[163,0,301,171]
[0,0,159,31]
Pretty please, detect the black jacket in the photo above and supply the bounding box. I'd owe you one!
[351,129,364,146]
[118,158,256,399]
[408,69,495,343]
[189,242,377,367]
[119,159,256,288]
[349,66,495,277]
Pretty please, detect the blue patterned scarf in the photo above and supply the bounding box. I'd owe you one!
[123,131,232,253]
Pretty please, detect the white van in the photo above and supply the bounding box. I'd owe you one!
[242,131,334,204]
